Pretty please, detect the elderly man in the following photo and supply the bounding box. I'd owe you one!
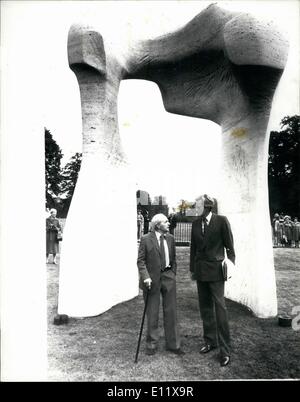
[190,195,235,367]
[137,213,184,356]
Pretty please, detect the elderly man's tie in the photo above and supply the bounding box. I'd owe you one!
[160,234,166,270]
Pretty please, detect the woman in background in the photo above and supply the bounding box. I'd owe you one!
[46,208,62,264]
[137,210,144,241]
[282,215,293,247]
[292,217,300,248]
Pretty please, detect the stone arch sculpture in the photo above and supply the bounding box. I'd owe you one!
[58,4,288,318]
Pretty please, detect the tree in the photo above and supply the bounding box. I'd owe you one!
[60,152,82,216]
[61,152,82,199]
[178,199,195,215]
[268,115,300,217]
[45,128,63,207]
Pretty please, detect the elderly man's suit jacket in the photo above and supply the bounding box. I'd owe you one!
[137,231,177,288]
[190,213,235,282]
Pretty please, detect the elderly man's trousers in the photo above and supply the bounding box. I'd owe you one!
[143,269,180,352]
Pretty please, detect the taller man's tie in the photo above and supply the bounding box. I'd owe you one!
[202,217,208,235]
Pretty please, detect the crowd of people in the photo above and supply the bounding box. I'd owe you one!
[272,213,300,248]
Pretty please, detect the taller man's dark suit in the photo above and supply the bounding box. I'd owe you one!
[137,231,180,352]
[190,213,235,357]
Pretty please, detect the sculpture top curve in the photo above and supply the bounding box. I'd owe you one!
[68,4,288,129]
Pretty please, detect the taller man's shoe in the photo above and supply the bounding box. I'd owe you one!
[220,356,230,367]
[199,344,216,354]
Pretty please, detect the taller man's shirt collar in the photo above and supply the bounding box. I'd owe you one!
[205,211,212,225]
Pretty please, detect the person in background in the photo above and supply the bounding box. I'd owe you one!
[292,217,300,248]
[137,210,144,241]
[190,194,235,367]
[137,213,184,356]
[283,215,293,247]
[143,210,150,235]
[46,208,62,264]
[272,213,280,247]
[278,217,284,247]
[168,212,178,235]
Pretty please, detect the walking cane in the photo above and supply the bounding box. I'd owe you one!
[134,289,149,363]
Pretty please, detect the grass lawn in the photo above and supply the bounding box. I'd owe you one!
[47,248,300,381]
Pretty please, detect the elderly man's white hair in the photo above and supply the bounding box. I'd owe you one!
[150,213,168,231]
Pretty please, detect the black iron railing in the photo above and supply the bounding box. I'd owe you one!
[173,222,192,246]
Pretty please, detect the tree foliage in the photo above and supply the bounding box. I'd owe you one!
[45,128,63,206]
[268,115,300,217]
[45,128,82,216]
[61,152,82,199]
[178,199,195,215]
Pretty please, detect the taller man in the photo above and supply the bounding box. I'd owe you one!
[137,213,184,356]
[190,195,235,367]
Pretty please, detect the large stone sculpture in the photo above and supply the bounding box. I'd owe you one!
[58,4,288,318]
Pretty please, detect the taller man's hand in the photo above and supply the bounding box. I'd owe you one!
[190,272,197,281]
[143,278,152,290]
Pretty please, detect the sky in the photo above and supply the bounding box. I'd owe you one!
[3,0,299,209]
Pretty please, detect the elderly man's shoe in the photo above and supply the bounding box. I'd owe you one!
[220,356,230,367]
[200,344,216,354]
[167,348,185,356]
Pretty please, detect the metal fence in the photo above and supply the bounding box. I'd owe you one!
[173,222,192,246]
[59,219,192,246]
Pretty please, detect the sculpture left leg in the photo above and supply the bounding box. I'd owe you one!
[58,25,139,317]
